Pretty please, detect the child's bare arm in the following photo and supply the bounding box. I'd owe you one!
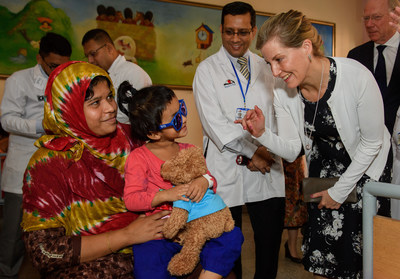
[151,184,190,207]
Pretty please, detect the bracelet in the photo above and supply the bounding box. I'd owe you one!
[107,232,117,254]
[202,174,213,188]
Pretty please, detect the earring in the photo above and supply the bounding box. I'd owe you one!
[308,54,312,62]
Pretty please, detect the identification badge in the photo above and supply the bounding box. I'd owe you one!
[235,107,250,120]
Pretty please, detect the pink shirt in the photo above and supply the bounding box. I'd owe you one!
[124,143,216,215]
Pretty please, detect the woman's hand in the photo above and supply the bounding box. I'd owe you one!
[185,176,208,203]
[311,190,342,210]
[81,211,170,262]
[234,105,266,137]
[124,211,170,244]
[389,6,400,32]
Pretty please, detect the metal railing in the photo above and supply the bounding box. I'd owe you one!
[363,181,400,278]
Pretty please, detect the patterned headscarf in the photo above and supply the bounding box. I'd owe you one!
[38,61,130,173]
[22,61,138,236]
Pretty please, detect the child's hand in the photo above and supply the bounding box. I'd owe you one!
[165,184,190,202]
[151,184,189,207]
[185,176,208,203]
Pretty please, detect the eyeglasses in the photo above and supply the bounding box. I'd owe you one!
[222,29,252,37]
[85,44,107,59]
[363,14,384,22]
[159,99,187,131]
[40,54,60,71]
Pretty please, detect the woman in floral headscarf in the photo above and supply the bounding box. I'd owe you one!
[21,61,169,278]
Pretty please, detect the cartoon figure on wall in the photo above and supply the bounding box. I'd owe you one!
[114,35,137,63]
[195,23,214,64]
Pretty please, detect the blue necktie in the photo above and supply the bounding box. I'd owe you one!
[375,45,387,94]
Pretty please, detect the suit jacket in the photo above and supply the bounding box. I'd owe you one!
[348,40,400,134]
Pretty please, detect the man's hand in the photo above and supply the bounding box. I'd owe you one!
[250,146,275,174]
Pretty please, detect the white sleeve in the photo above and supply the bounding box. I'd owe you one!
[252,85,303,162]
[328,69,386,203]
[127,65,152,89]
[1,75,39,137]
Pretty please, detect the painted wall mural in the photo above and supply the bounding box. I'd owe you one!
[0,0,335,88]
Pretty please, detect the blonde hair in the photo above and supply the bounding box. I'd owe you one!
[256,10,324,57]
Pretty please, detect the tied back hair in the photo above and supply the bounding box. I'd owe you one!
[117,80,137,117]
[117,81,176,141]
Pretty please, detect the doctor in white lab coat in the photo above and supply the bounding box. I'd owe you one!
[193,2,285,279]
[0,33,71,278]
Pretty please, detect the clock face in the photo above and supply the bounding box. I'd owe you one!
[198,30,208,41]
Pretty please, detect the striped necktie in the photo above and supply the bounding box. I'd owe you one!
[237,56,249,80]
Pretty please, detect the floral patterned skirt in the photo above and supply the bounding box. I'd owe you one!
[302,162,392,279]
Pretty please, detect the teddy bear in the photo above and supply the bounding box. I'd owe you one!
[160,146,235,276]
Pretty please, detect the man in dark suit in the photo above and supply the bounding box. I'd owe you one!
[348,0,400,135]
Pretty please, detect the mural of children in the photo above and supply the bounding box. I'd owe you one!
[143,11,154,27]
[106,6,119,22]
[116,10,124,23]
[96,5,107,21]
[123,8,135,24]
[133,11,144,25]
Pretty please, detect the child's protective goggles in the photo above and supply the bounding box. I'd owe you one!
[159,99,187,131]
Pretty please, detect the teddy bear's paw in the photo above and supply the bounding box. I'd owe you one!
[162,226,180,239]
[167,252,200,276]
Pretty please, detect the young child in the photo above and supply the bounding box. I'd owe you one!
[118,82,243,279]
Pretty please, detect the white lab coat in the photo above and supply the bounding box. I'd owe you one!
[108,55,152,124]
[193,47,284,208]
[1,64,46,194]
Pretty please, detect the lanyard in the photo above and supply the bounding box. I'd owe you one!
[230,58,251,108]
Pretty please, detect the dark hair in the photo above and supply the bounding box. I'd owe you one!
[97,4,106,16]
[106,6,116,17]
[221,1,256,28]
[82,28,113,46]
[85,75,112,101]
[118,81,175,141]
[39,32,72,58]
[144,11,153,21]
[124,8,133,19]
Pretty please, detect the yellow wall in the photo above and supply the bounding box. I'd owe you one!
[0,0,367,148]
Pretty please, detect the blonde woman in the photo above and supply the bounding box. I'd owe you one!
[237,10,392,278]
